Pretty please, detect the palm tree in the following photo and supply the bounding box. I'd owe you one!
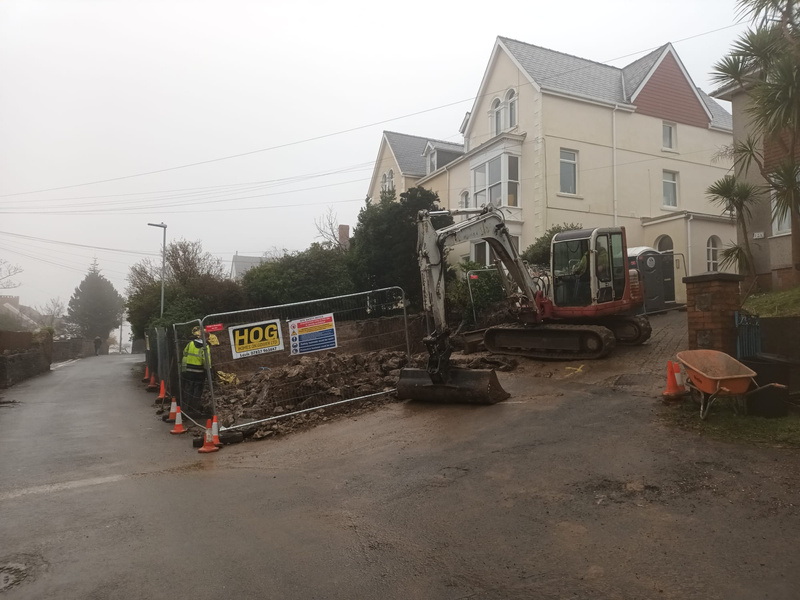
[712,0,800,285]
[707,175,762,279]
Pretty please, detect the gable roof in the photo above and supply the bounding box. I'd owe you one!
[492,37,730,131]
[383,131,463,177]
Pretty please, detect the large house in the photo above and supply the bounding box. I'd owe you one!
[711,85,795,291]
[368,37,736,303]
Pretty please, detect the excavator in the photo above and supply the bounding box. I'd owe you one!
[396,205,651,405]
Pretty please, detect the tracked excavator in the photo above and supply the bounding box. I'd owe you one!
[397,205,652,404]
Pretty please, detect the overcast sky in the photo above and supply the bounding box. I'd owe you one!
[0,0,748,317]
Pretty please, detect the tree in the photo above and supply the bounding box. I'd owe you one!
[36,297,66,332]
[64,262,125,339]
[706,175,762,278]
[521,223,582,267]
[126,239,246,338]
[348,186,453,308]
[0,258,22,289]
[243,242,355,306]
[712,0,800,284]
[314,207,347,250]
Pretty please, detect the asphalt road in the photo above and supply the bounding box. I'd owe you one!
[1,342,799,599]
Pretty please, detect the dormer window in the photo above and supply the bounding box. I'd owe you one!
[428,152,437,174]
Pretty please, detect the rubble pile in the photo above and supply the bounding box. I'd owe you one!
[212,350,414,438]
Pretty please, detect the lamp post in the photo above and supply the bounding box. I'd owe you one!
[147,222,167,317]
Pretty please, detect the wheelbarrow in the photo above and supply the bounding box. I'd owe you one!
[676,350,787,420]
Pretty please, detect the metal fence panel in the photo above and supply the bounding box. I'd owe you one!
[172,318,216,426]
[735,311,761,360]
[200,287,416,432]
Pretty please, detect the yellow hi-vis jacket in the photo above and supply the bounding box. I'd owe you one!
[182,340,211,374]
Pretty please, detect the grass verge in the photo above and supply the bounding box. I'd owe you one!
[743,285,800,317]
[659,399,800,448]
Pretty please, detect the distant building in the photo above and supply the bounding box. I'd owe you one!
[0,296,41,329]
[230,253,268,281]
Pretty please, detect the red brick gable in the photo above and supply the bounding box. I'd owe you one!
[633,52,709,128]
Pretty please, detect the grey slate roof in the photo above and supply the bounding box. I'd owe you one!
[383,131,464,177]
[498,37,732,131]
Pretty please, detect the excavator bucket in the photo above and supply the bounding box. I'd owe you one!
[396,367,510,405]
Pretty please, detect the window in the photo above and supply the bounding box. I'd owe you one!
[662,171,678,207]
[662,122,676,150]
[706,236,721,272]
[380,173,387,192]
[472,154,520,208]
[492,98,502,135]
[506,89,517,128]
[428,152,436,174]
[772,193,792,235]
[472,236,519,267]
[460,191,470,209]
[387,169,394,191]
[656,235,673,253]
[560,150,577,195]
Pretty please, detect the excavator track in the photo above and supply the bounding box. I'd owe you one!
[484,323,616,360]
[588,314,652,346]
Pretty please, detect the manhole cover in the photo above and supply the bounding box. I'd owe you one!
[0,555,45,593]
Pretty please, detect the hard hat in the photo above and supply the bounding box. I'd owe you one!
[192,326,202,337]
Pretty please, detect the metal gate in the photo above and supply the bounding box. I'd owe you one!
[735,311,761,360]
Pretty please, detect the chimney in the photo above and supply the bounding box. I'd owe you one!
[338,224,350,251]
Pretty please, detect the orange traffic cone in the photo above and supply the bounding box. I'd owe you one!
[211,415,222,447]
[147,373,158,391]
[198,419,219,453]
[170,406,186,435]
[166,396,178,422]
[157,380,167,401]
[673,361,686,393]
[142,366,150,382]
[662,360,685,400]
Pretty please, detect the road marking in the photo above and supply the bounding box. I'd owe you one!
[51,359,79,370]
[0,474,129,501]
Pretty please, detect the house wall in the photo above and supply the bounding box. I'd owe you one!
[367,141,404,200]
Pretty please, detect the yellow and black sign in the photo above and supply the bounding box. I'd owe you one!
[228,319,284,359]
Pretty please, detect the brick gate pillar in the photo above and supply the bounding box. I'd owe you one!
[682,272,744,355]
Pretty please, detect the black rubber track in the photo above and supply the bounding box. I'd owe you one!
[484,323,616,360]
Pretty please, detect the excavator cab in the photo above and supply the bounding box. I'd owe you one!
[551,228,628,309]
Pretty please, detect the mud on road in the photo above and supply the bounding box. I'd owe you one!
[204,310,799,598]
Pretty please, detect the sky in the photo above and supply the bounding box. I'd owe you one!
[0,0,751,322]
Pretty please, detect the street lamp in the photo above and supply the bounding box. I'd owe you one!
[147,222,167,317]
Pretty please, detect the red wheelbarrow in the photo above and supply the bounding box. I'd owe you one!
[676,350,787,420]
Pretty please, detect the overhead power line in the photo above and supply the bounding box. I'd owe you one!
[0,22,745,199]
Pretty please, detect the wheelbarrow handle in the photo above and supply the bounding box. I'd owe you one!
[744,382,787,397]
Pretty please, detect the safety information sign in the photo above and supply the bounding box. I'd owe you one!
[289,313,337,355]
[229,319,284,359]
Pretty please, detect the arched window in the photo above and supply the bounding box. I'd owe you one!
[387,169,394,191]
[506,89,517,128]
[380,173,387,192]
[706,236,721,272]
[656,235,673,253]
[492,98,502,135]
[461,191,470,209]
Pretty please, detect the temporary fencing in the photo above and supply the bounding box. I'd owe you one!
[171,318,216,427]
[201,286,416,432]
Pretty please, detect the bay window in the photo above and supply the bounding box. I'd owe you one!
[472,154,520,208]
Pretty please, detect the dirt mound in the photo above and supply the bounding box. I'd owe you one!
[213,350,415,437]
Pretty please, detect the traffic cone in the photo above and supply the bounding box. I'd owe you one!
[162,396,178,423]
[142,366,149,382]
[170,406,186,435]
[211,415,222,447]
[662,360,685,400]
[672,361,686,393]
[147,373,158,391]
[157,380,167,401]
[198,419,219,453]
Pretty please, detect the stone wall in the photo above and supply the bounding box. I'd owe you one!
[683,272,744,356]
[0,348,51,388]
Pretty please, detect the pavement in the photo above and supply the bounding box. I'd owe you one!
[1,313,799,599]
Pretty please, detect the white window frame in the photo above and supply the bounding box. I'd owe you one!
[471,153,521,208]
[662,170,678,208]
[491,98,503,136]
[380,173,387,192]
[387,169,394,191]
[706,235,720,272]
[662,122,676,151]
[428,151,437,175]
[472,236,520,266]
[771,191,792,236]
[460,190,470,209]
[559,149,578,195]
[506,89,517,129]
